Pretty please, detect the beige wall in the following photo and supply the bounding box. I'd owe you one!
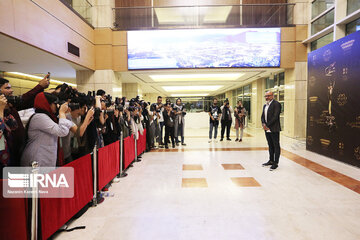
[0,0,95,70]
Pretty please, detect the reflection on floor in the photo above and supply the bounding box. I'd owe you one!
[54,128,360,240]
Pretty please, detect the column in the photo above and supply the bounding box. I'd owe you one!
[91,0,115,28]
[283,63,307,139]
[76,70,122,97]
[250,78,266,129]
[122,83,143,99]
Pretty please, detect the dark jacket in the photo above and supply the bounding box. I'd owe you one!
[163,110,175,128]
[5,84,44,166]
[261,100,282,132]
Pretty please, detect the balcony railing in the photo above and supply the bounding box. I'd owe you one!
[113,3,295,31]
[59,0,93,27]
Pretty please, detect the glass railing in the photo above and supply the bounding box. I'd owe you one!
[60,0,93,26]
[311,9,334,35]
[113,3,295,30]
[347,0,360,15]
[311,0,334,19]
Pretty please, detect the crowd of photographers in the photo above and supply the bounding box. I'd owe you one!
[0,75,188,178]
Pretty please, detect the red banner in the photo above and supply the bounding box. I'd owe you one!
[40,154,93,240]
[137,129,147,156]
[123,135,135,169]
[0,180,28,240]
[97,141,120,190]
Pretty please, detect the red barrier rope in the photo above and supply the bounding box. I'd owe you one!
[137,129,147,156]
[97,141,120,190]
[123,135,135,169]
[40,154,93,240]
[0,179,28,240]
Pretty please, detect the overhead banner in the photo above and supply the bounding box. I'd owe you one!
[307,31,360,167]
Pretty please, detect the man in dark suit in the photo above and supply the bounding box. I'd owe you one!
[261,91,281,171]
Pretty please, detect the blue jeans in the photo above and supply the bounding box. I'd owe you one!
[209,121,219,139]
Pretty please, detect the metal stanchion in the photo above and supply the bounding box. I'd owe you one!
[31,161,39,240]
[92,145,98,206]
[118,131,127,178]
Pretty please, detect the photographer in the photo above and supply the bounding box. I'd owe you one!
[94,93,106,148]
[128,99,144,141]
[0,75,50,167]
[174,98,186,146]
[208,98,222,143]
[119,105,131,138]
[220,99,233,141]
[102,96,122,146]
[141,101,151,151]
[148,103,157,149]
[163,103,176,149]
[61,96,95,163]
[0,94,13,177]
[155,96,165,146]
[21,92,75,167]
[234,100,247,142]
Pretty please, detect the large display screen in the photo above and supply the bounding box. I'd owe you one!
[127,28,281,70]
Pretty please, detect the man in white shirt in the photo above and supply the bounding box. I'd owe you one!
[261,91,282,171]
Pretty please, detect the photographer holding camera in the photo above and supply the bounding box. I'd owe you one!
[61,96,95,163]
[155,96,165,147]
[20,92,75,167]
[174,98,186,146]
[163,103,176,149]
[220,99,233,141]
[208,98,222,143]
[0,75,50,168]
[148,102,158,149]
[0,94,14,176]
[102,95,122,146]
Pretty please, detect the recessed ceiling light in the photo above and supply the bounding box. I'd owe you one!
[150,73,244,81]
[162,85,223,92]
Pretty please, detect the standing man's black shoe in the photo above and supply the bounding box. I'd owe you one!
[165,145,169,149]
[270,164,278,171]
[226,138,231,141]
[220,138,223,141]
[262,161,274,167]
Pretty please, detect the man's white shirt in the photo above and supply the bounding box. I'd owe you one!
[264,100,273,132]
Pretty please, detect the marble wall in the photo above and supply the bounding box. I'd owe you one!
[76,69,122,96]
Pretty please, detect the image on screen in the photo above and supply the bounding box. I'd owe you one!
[127,28,281,70]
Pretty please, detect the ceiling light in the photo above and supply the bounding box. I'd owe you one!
[150,73,244,81]
[154,8,186,24]
[7,72,77,87]
[202,6,232,23]
[113,88,122,92]
[162,85,223,92]
[171,93,209,97]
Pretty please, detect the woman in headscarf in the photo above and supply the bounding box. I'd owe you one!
[234,100,247,142]
[21,92,74,167]
[174,98,186,146]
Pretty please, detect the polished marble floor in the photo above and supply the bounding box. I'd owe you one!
[54,128,360,240]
